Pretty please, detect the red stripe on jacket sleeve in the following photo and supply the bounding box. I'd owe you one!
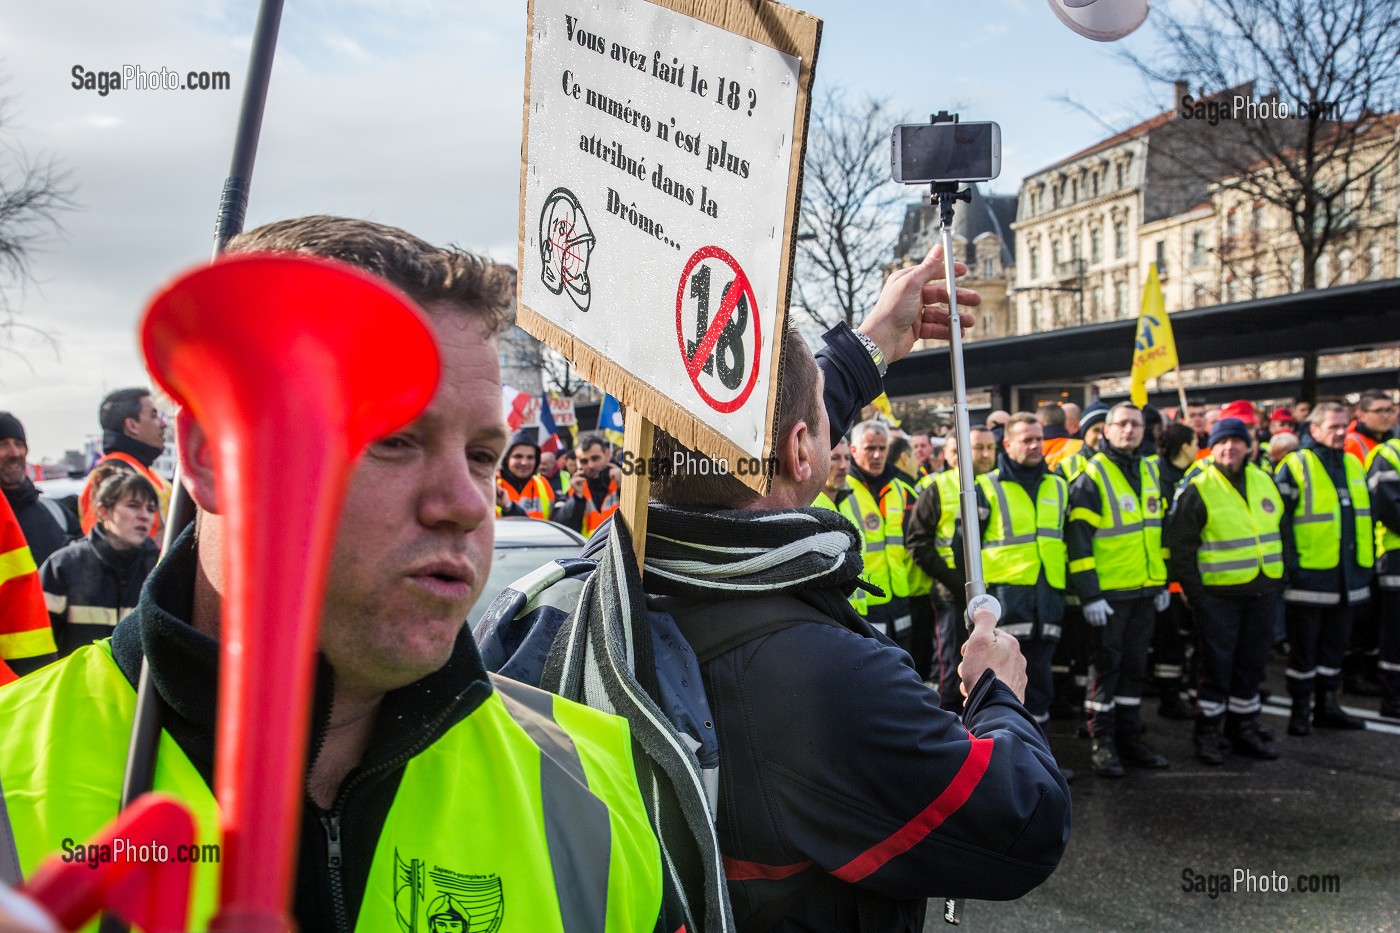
[830,736,995,883]
[722,856,814,882]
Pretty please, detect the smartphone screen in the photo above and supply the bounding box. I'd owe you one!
[894,122,1000,183]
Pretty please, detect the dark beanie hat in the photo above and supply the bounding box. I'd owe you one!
[1209,417,1252,447]
[0,412,24,444]
[1079,404,1109,435]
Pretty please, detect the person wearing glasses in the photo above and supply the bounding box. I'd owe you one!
[1066,401,1172,777]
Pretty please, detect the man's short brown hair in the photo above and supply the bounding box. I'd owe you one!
[226,216,514,336]
[1036,404,1065,427]
[1007,412,1039,432]
[650,327,821,508]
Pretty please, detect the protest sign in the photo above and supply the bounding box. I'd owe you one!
[518,0,820,494]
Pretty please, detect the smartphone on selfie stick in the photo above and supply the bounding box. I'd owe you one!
[890,112,1003,927]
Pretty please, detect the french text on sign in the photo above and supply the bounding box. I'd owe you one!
[675,245,761,414]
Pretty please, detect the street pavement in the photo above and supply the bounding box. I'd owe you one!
[927,656,1400,932]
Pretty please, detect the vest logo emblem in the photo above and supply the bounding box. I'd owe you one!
[864,513,882,532]
[1145,496,1160,514]
[1262,498,1276,513]
[395,850,505,933]
[1119,494,1137,513]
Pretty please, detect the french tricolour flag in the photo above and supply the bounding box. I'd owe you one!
[537,393,561,453]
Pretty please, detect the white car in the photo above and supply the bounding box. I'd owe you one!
[468,517,586,626]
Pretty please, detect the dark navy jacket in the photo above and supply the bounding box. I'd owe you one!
[656,586,1071,932]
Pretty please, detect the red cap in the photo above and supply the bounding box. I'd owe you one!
[1218,399,1258,425]
[1269,407,1296,424]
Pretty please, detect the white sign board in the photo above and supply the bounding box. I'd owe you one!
[519,0,818,478]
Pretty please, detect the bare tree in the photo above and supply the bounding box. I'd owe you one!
[1123,0,1400,399]
[497,325,589,397]
[791,88,904,332]
[0,82,75,357]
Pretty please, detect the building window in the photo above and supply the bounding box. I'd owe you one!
[1250,272,1265,297]
[1226,278,1239,302]
[1114,280,1126,315]
[1115,163,1125,188]
[1226,210,1239,237]
[1190,230,1207,267]
[1155,240,1167,277]
[1029,245,1040,279]
[982,257,995,278]
[1091,285,1103,318]
[1090,228,1102,263]
[1369,175,1386,212]
[1052,240,1062,267]
[1290,258,1302,291]
[1071,233,1081,260]
[1316,253,1331,286]
[1369,241,1383,279]
[1193,284,1207,308]
[1091,171,1100,198]
[1071,178,1079,202]
[1251,204,1264,232]
[1339,248,1354,284]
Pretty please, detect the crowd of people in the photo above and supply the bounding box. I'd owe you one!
[0,393,169,677]
[0,212,1388,929]
[806,391,1399,779]
[0,219,1073,933]
[481,378,1399,783]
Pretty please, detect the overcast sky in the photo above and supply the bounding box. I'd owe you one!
[1,0,1167,461]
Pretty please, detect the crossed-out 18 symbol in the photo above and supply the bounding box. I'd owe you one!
[675,246,761,414]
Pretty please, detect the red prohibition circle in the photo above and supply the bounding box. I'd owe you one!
[674,245,762,414]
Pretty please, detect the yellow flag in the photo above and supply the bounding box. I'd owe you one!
[871,392,901,427]
[1129,264,1178,407]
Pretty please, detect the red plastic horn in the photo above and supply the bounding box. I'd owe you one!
[23,793,196,933]
[141,253,440,930]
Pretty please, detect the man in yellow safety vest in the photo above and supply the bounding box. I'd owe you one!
[0,217,666,933]
[1066,402,1172,778]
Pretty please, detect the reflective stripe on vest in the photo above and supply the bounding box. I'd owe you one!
[1366,439,1400,558]
[894,477,932,595]
[1192,463,1284,586]
[813,490,868,614]
[1077,454,1167,589]
[500,474,554,520]
[933,470,961,563]
[582,477,621,539]
[847,476,894,608]
[1280,449,1374,570]
[0,643,662,932]
[977,470,1068,588]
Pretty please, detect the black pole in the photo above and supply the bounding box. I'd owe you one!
[104,4,286,930]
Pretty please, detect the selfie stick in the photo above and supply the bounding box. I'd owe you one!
[924,111,1000,928]
[925,112,1001,637]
